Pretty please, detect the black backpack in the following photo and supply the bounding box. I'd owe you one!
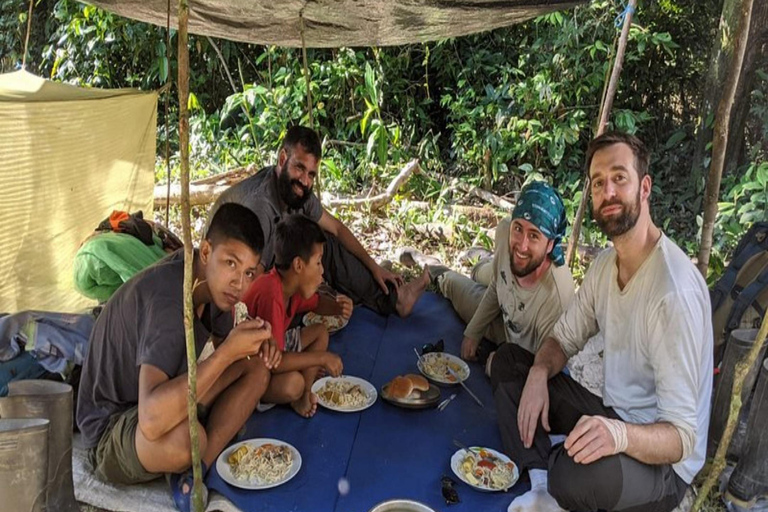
[711,222,768,365]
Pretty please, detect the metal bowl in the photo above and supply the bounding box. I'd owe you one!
[368,499,438,512]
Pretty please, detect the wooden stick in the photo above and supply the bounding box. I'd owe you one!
[299,13,313,127]
[565,0,637,268]
[324,159,420,209]
[164,0,172,226]
[21,0,34,69]
[692,304,766,512]
[177,0,204,509]
[696,0,754,276]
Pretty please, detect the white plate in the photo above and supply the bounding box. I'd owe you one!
[303,312,349,333]
[450,446,519,492]
[216,438,302,490]
[417,353,470,385]
[312,375,377,412]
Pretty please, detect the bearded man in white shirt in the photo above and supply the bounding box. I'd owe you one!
[498,132,713,512]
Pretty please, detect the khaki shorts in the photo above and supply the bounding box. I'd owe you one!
[90,406,161,485]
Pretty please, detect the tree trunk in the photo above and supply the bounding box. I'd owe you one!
[691,0,768,185]
[177,0,204,510]
[697,0,754,277]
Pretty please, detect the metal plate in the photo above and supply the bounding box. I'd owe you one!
[381,382,441,409]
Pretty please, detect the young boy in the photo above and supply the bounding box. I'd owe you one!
[77,203,275,512]
[243,214,353,418]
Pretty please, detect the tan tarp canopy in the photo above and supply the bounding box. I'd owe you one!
[0,70,156,313]
[85,0,584,48]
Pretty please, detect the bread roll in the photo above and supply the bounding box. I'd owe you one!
[389,376,414,399]
[405,373,429,392]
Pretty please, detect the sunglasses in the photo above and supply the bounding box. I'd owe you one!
[441,475,460,505]
[421,339,444,355]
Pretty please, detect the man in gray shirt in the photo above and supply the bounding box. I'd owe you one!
[501,133,712,512]
[210,126,428,317]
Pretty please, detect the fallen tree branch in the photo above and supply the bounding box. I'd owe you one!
[399,200,501,223]
[324,159,420,209]
[154,183,230,207]
[465,185,515,211]
[191,164,257,185]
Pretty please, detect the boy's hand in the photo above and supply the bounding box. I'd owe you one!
[335,294,353,320]
[224,318,272,361]
[322,352,343,377]
[258,338,282,370]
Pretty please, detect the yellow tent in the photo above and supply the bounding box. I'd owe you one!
[0,70,157,313]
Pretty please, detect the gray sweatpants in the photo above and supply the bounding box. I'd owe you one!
[435,259,507,345]
[491,342,689,512]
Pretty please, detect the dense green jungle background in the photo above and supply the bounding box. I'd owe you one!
[2,0,767,282]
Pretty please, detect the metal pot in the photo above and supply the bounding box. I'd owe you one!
[368,499,439,512]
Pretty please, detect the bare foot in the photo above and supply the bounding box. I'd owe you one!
[291,391,317,418]
[395,268,430,317]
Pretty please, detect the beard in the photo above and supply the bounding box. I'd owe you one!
[277,161,313,210]
[593,187,641,238]
[509,246,547,278]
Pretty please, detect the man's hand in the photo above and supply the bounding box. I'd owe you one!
[322,352,344,377]
[372,265,404,295]
[460,336,480,360]
[335,294,354,320]
[518,366,550,448]
[565,415,626,465]
[258,338,282,370]
[222,318,272,361]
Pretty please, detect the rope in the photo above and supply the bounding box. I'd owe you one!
[164,0,172,225]
[614,2,636,28]
[21,0,34,69]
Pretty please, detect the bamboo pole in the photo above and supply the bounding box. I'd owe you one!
[164,0,172,225]
[696,0,754,276]
[21,0,34,69]
[691,306,767,512]
[177,0,204,510]
[565,0,637,268]
[299,13,313,128]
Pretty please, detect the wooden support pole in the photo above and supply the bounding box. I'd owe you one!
[565,0,637,268]
[696,0,754,276]
[177,0,204,509]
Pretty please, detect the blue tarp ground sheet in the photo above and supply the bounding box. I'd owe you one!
[207,292,528,512]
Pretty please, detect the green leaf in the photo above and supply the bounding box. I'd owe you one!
[377,125,388,166]
[757,163,768,188]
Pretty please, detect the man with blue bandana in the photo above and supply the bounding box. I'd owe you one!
[435,181,575,377]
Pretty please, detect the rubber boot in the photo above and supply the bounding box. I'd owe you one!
[0,418,50,512]
[0,380,79,512]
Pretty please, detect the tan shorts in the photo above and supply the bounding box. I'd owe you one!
[90,405,161,485]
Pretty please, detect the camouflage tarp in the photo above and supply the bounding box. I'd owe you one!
[86,0,584,48]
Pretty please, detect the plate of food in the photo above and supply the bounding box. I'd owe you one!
[216,438,301,490]
[417,353,470,386]
[381,374,441,409]
[312,375,377,412]
[450,446,518,492]
[303,311,349,333]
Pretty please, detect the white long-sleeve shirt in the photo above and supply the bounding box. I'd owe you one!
[552,234,713,483]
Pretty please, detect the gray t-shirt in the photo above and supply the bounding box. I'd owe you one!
[210,166,324,270]
[76,250,232,448]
